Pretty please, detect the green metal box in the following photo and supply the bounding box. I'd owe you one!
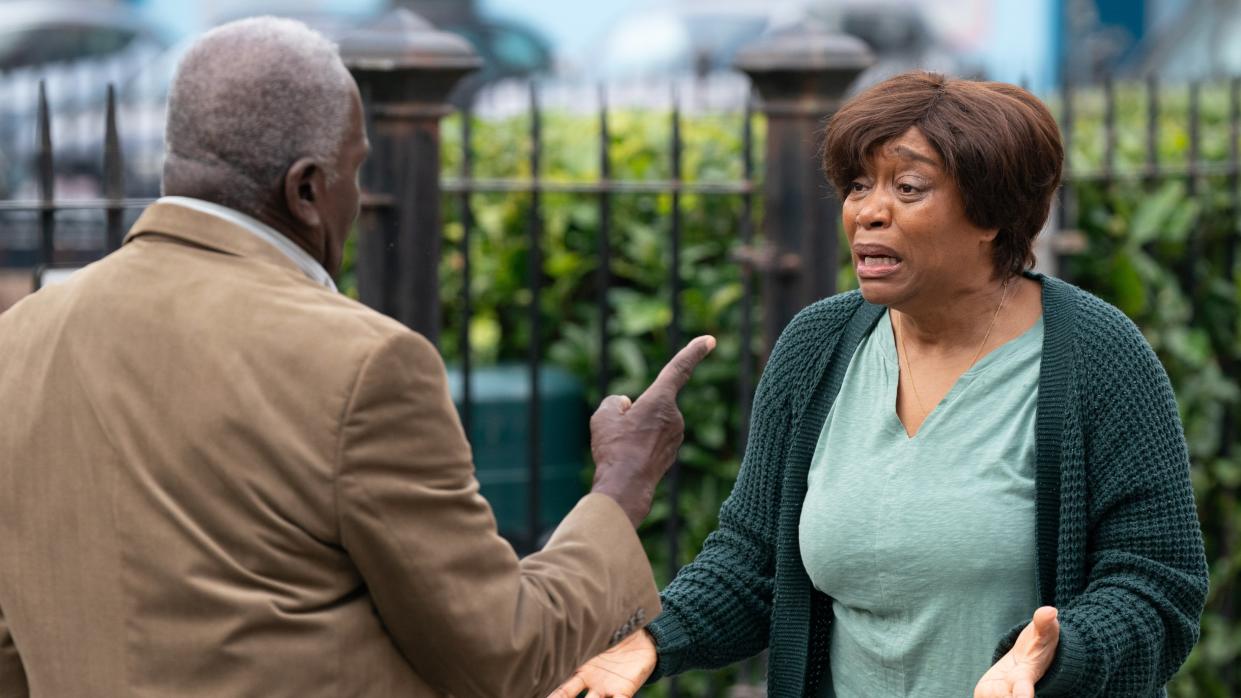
[446,364,587,545]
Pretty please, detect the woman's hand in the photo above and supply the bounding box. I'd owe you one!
[547,629,657,698]
[974,606,1060,698]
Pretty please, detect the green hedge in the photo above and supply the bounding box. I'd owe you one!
[1056,81,1240,697]
[338,82,1239,695]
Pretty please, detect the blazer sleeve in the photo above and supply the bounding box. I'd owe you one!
[334,330,660,698]
[995,325,1209,696]
[0,605,28,697]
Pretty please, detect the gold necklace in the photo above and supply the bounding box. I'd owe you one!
[896,276,1012,423]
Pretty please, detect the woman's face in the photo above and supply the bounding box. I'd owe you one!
[841,127,998,309]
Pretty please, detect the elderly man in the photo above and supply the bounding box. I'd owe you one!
[0,17,712,698]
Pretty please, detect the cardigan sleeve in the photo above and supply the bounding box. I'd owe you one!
[644,313,807,680]
[995,310,1208,696]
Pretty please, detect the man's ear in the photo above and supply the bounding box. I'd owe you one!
[284,157,325,229]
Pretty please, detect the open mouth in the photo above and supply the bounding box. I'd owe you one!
[854,248,903,278]
[858,255,901,268]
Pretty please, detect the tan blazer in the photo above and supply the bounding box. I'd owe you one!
[0,202,659,698]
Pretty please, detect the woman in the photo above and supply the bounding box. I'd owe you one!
[551,72,1208,697]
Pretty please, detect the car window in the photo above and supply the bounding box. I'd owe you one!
[0,25,138,70]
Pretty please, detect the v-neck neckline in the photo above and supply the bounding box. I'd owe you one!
[877,310,1044,440]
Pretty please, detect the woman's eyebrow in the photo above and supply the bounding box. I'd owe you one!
[892,145,940,166]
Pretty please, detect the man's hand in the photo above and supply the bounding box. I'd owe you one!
[547,629,657,698]
[975,606,1060,698]
[589,336,715,527]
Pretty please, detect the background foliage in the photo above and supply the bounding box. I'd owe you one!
[1056,82,1240,697]
[338,81,1239,695]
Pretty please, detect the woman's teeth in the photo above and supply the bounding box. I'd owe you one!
[861,256,899,266]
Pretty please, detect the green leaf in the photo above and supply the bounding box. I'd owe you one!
[1129,180,1186,245]
[1109,253,1148,316]
[611,337,647,385]
[614,291,672,336]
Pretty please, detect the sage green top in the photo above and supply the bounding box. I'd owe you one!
[799,309,1043,696]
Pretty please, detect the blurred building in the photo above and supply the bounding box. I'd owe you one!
[1052,0,1234,83]
[1122,0,1241,80]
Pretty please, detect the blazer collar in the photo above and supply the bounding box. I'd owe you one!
[123,200,311,281]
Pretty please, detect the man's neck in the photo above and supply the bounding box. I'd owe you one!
[249,199,325,265]
[157,195,337,291]
[163,155,327,268]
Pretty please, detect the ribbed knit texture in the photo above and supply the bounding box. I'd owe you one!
[645,274,1209,697]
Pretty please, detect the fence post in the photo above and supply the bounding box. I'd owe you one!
[339,9,480,344]
[735,28,872,354]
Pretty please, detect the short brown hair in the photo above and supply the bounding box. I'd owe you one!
[822,72,1063,277]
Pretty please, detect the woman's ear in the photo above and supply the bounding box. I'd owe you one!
[283,157,324,229]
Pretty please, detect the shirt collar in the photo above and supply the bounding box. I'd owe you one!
[157,196,337,292]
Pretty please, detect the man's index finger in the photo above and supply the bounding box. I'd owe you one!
[650,336,716,395]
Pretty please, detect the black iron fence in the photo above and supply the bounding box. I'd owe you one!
[3,14,1240,696]
[442,86,760,566]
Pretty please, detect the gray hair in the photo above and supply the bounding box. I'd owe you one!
[163,17,355,213]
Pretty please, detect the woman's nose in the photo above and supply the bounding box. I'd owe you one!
[855,193,891,229]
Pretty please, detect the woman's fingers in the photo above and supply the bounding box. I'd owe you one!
[974,608,1062,698]
[546,675,585,698]
[1030,606,1059,645]
[1016,606,1059,658]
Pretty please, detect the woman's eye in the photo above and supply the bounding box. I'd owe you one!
[898,184,919,195]
[849,181,866,193]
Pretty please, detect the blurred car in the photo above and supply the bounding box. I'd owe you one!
[0,1,170,267]
[591,0,978,88]
[442,16,553,101]
[809,1,984,91]
[0,2,552,202]
[0,1,168,194]
[0,1,167,72]
[595,4,777,80]
[64,7,553,195]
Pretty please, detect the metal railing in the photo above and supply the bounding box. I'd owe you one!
[441,85,760,573]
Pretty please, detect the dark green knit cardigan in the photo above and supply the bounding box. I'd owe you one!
[647,274,1209,696]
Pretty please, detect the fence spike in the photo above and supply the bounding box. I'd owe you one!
[459,105,473,437]
[104,83,124,251]
[37,80,54,267]
[526,80,543,553]
[597,82,612,402]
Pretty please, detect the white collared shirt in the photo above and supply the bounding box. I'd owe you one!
[158,196,338,292]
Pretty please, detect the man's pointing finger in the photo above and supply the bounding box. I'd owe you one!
[647,335,716,396]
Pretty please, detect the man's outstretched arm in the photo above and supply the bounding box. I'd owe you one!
[335,330,712,698]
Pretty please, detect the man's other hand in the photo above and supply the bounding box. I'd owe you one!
[589,336,716,527]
